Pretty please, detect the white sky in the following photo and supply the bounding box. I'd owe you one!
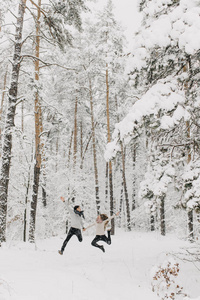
[88,0,142,48]
[5,0,142,49]
[113,0,142,40]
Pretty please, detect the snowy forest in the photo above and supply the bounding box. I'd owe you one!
[1,0,200,299]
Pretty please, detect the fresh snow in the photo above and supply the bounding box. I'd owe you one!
[128,0,200,72]
[1,231,200,300]
[104,79,186,161]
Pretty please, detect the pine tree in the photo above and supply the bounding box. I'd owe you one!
[95,0,126,233]
[106,0,200,237]
[0,0,87,244]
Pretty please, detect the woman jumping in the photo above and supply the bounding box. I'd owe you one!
[85,212,119,253]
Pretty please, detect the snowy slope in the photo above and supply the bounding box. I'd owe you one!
[0,231,200,300]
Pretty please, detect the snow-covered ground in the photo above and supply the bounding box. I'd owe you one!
[1,230,200,300]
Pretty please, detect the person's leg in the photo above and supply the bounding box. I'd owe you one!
[74,229,83,242]
[91,235,105,252]
[107,230,111,245]
[60,227,75,253]
[100,233,111,245]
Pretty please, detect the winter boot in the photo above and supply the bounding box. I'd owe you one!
[107,229,111,245]
[100,245,105,253]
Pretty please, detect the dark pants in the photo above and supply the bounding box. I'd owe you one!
[61,227,82,252]
[91,231,111,250]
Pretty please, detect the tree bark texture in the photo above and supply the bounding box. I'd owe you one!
[160,196,165,236]
[29,0,42,243]
[68,130,73,168]
[29,164,40,241]
[80,120,83,161]
[106,66,115,234]
[184,61,194,241]
[0,67,8,148]
[150,214,155,231]
[23,164,31,242]
[186,120,194,241]
[109,161,114,234]
[115,95,131,230]
[21,98,24,132]
[89,78,100,213]
[120,143,131,231]
[105,162,108,203]
[0,0,27,245]
[132,143,136,211]
[80,123,97,169]
[119,179,123,226]
[73,97,78,170]
[188,210,193,241]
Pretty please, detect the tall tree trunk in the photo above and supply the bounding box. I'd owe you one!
[0,0,27,245]
[89,78,100,213]
[106,65,115,234]
[105,162,109,205]
[150,214,155,231]
[73,97,78,170]
[145,135,155,231]
[40,130,46,208]
[80,120,83,161]
[68,130,73,168]
[21,97,24,132]
[108,161,114,233]
[29,0,42,243]
[41,161,47,207]
[186,119,193,241]
[118,175,123,225]
[23,185,28,242]
[115,95,131,230]
[184,60,194,241]
[132,143,136,211]
[188,210,193,241]
[23,147,33,242]
[0,67,8,149]
[160,196,165,236]
[120,144,131,231]
[80,123,97,169]
[42,182,47,207]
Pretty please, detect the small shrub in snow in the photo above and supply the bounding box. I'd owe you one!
[151,258,187,299]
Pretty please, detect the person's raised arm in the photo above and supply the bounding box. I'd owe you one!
[105,211,120,222]
[60,196,73,213]
[60,196,65,202]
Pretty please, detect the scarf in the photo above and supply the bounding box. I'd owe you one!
[74,209,85,219]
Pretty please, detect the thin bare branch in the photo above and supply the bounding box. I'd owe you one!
[8,9,18,19]
[39,63,77,71]
[21,32,34,46]
[21,54,77,71]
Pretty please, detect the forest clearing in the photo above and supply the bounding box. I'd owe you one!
[1,231,200,300]
[0,0,200,299]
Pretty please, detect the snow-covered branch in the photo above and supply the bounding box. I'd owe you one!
[21,54,76,70]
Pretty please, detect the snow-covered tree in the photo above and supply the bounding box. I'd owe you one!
[0,0,87,244]
[105,0,200,238]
